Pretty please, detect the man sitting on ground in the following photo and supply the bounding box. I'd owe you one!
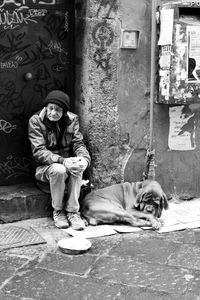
[28,90,91,230]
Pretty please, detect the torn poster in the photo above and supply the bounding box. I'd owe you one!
[168,105,196,150]
[187,26,200,82]
[159,46,171,69]
[158,9,174,46]
[159,69,170,100]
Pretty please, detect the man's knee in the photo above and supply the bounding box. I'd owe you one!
[49,163,66,177]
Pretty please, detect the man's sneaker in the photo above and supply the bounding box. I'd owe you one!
[66,212,85,230]
[53,210,69,229]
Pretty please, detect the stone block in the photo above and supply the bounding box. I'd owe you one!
[0,183,52,223]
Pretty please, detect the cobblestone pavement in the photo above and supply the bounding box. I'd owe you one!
[0,217,200,300]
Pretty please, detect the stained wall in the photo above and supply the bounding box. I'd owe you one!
[75,0,200,198]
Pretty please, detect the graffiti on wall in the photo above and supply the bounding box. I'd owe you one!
[46,40,68,65]
[0,8,47,30]
[0,10,68,109]
[0,155,33,179]
[0,0,56,7]
[0,1,71,183]
[0,60,18,68]
[0,31,28,61]
[64,10,68,32]
[92,0,118,93]
[92,21,114,93]
[0,80,25,114]
[42,12,68,41]
[0,119,17,133]
[97,0,118,18]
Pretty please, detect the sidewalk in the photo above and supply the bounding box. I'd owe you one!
[0,217,200,300]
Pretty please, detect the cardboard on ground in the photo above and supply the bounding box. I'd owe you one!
[63,199,200,238]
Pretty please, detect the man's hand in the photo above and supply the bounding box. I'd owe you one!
[63,157,88,176]
[78,157,88,170]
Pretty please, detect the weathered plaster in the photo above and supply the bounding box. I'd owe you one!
[75,0,153,187]
[75,0,124,187]
[118,0,151,182]
[155,0,200,197]
[75,0,200,198]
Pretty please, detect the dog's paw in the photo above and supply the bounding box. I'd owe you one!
[87,217,98,226]
[81,215,89,226]
[151,219,163,230]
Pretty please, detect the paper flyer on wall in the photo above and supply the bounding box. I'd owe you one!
[168,105,196,151]
[158,9,174,46]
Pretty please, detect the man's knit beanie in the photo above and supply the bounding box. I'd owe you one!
[44,90,70,113]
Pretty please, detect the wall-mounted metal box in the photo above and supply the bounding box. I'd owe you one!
[120,30,140,49]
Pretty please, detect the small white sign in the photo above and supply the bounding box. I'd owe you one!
[121,30,139,49]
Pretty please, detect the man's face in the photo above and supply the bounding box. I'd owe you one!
[46,103,63,122]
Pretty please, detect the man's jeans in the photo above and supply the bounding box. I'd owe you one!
[35,163,82,212]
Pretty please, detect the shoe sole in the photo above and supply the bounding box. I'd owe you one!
[54,223,69,229]
[71,225,85,231]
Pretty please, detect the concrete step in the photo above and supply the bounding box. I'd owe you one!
[0,183,52,223]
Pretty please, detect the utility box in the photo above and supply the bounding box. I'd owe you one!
[157,0,200,104]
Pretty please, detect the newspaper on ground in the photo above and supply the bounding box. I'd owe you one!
[62,224,142,239]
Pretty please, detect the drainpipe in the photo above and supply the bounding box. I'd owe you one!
[144,0,157,180]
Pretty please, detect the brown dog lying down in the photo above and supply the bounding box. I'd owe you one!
[81,180,169,230]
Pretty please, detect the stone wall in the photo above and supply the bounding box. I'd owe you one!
[75,0,152,188]
[75,0,123,187]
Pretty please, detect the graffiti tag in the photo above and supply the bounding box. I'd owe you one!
[97,0,118,18]
[43,13,68,41]
[0,80,24,113]
[0,60,18,68]
[0,155,33,179]
[0,8,47,30]
[0,0,55,7]
[0,119,17,133]
[92,21,114,93]
[0,31,29,61]
[46,40,68,65]
[64,11,68,32]
[0,0,21,7]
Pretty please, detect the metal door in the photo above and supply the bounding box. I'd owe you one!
[0,0,74,185]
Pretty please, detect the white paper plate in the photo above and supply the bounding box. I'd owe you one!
[57,237,92,255]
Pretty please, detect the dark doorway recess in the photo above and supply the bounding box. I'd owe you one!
[0,0,75,185]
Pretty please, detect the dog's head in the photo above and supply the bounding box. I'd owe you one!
[135,180,169,218]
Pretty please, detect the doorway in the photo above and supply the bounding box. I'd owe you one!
[0,0,74,185]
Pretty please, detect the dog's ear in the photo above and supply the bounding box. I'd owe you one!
[135,189,144,207]
[135,181,143,193]
[133,181,143,207]
[161,192,169,210]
